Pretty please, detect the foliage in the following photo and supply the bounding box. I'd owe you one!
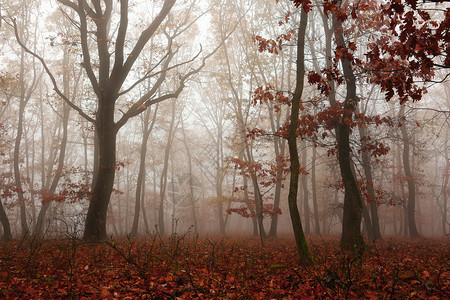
[226,155,291,219]
[330,179,388,206]
[227,203,282,218]
[0,237,447,298]
[35,166,92,205]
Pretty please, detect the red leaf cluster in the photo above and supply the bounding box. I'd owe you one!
[289,0,312,13]
[252,84,291,112]
[227,203,282,218]
[252,30,295,54]
[365,2,449,103]
[331,179,387,206]
[229,156,291,185]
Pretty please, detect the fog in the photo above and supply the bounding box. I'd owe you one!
[0,0,448,243]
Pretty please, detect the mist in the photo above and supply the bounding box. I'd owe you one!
[0,0,448,251]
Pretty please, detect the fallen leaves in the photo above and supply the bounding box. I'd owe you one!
[0,236,448,298]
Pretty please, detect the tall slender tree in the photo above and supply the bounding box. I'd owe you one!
[286,3,313,264]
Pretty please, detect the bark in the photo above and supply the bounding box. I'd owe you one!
[399,105,420,238]
[0,200,12,241]
[84,103,118,240]
[287,7,313,264]
[333,12,364,252]
[350,161,375,241]
[361,201,375,241]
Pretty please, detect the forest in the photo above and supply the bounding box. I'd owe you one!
[0,0,448,298]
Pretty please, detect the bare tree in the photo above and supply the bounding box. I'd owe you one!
[10,0,42,237]
[10,0,220,241]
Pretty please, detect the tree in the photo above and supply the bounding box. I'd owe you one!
[9,0,43,238]
[286,3,313,264]
[158,99,179,236]
[0,73,18,241]
[11,0,217,241]
[399,105,421,238]
[356,101,382,240]
[33,8,85,238]
[130,104,158,236]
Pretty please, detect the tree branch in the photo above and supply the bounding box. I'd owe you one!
[111,0,176,92]
[9,17,95,123]
[111,0,128,78]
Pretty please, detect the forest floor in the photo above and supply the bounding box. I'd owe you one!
[0,234,448,299]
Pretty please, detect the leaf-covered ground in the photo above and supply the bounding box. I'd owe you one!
[0,235,448,299]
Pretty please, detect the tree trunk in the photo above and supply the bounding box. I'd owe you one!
[33,43,73,238]
[268,166,282,237]
[399,105,420,238]
[131,105,157,236]
[0,200,12,241]
[158,100,177,236]
[287,7,313,265]
[442,136,448,236]
[83,101,117,241]
[361,201,375,241]
[245,147,267,242]
[217,128,226,235]
[301,142,310,234]
[357,107,382,240]
[14,50,30,238]
[311,145,320,235]
[24,127,36,229]
[332,10,364,252]
[268,126,286,238]
[33,104,69,238]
